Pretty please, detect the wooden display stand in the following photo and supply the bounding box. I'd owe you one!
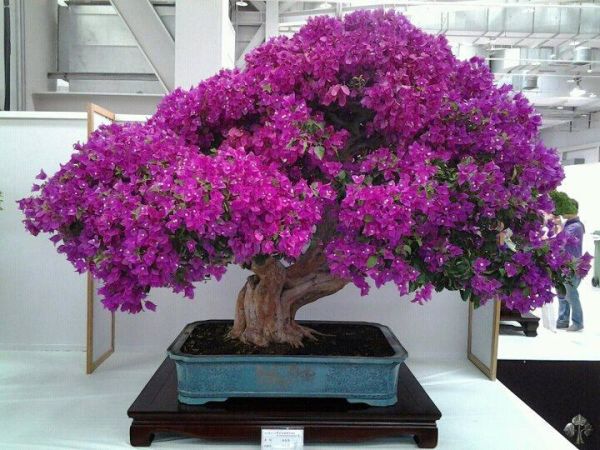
[500,305,540,337]
[128,358,441,448]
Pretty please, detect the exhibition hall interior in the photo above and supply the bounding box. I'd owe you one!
[1,1,599,449]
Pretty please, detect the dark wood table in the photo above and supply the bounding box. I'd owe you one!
[500,306,540,337]
[128,358,441,448]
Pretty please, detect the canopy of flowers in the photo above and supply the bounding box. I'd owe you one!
[19,10,590,314]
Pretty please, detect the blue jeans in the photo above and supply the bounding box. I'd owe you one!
[557,276,583,327]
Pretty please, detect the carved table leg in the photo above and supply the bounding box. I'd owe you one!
[414,428,438,448]
[130,422,155,447]
[524,322,538,337]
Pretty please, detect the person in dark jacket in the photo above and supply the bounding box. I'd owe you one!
[556,200,585,332]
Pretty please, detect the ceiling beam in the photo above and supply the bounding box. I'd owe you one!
[280,1,296,14]
[249,1,265,12]
[236,23,265,68]
[110,0,175,91]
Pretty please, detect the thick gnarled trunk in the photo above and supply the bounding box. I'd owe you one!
[228,249,347,347]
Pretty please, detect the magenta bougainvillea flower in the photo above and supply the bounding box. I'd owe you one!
[20,10,590,316]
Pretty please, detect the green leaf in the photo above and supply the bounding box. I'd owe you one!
[261,83,272,93]
[460,288,472,302]
[314,145,325,160]
[367,255,378,268]
[556,283,566,298]
[310,182,319,195]
[337,170,347,181]
[302,119,324,134]
[363,214,374,223]
[403,244,412,255]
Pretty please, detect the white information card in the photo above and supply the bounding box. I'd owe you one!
[261,427,304,449]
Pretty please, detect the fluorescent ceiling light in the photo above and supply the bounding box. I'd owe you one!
[236,1,248,6]
[569,40,580,46]
[319,2,332,9]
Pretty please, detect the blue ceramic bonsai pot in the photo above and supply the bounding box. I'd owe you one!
[167,320,408,406]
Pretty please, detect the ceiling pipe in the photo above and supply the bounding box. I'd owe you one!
[3,0,10,111]
[280,3,600,43]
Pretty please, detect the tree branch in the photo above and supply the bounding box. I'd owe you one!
[282,272,347,309]
[285,246,327,282]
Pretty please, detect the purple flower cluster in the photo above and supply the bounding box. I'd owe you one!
[20,10,590,314]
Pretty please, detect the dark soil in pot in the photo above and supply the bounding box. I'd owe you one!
[181,321,395,357]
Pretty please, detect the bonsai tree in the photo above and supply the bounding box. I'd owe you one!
[550,191,578,216]
[19,10,591,347]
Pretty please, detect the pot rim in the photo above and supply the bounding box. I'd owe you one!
[167,319,408,363]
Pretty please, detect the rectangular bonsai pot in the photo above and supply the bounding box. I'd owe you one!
[167,320,408,407]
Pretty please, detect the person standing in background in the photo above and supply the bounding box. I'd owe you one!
[556,199,585,332]
[540,213,563,332]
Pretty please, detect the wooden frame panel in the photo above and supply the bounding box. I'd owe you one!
[86,103,116,374]
[467,299,501,380]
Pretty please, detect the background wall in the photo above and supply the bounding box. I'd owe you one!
[540,114,600,163]
[0,114,88,350]
[3,114,597,359]
[115,268,468,359]
[0,114,468,359]
[561,162,600,259]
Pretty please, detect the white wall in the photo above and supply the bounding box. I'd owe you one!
[0,114,88,350]
[0,114,469,359]
[561,163,600,259]
[540,113,600,158]
[116,268,468,359]
[540,117,600,250]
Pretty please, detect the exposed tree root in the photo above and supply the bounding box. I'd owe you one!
[228,252,347,348]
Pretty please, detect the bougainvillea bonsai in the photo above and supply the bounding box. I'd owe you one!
[20,10,591,347]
